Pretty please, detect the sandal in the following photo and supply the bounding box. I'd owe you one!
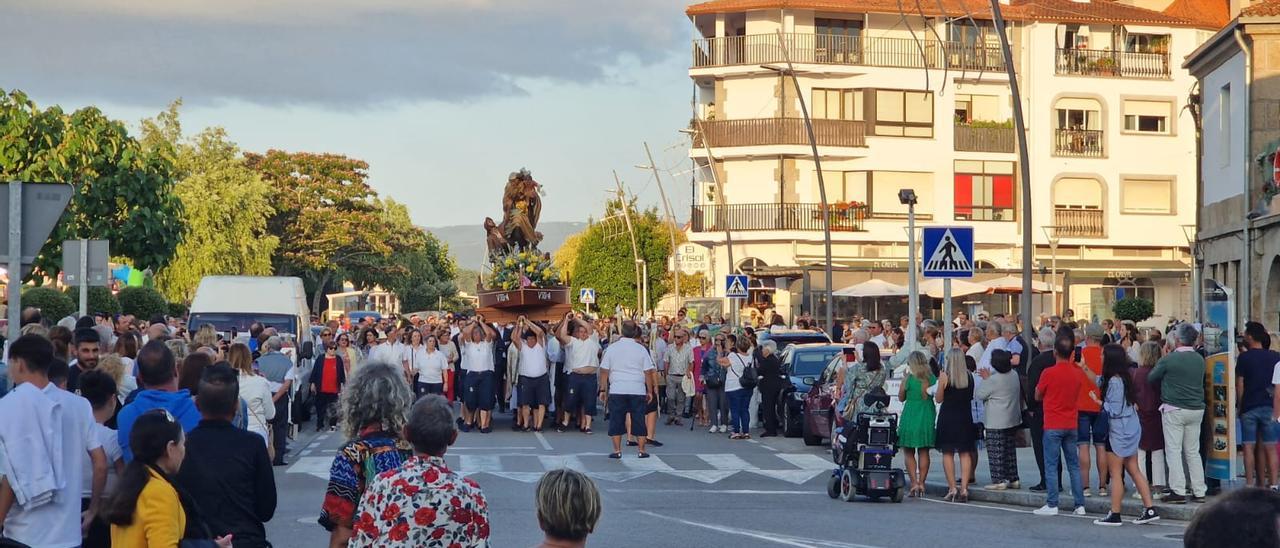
[608,452,622,459]
[958,489,969,503]
[583,428,593,435]
[638,452,651,459]
[943,489,957,502]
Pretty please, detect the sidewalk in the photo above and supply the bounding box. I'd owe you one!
[910,446,1205,521]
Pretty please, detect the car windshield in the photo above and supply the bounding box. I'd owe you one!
[791,349,842,377]
[189,313,297,335]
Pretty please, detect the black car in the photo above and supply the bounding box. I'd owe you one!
[777,343,849,442]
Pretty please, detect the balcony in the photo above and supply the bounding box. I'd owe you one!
[1053,208,1105,238]
[692,32,1007,71]
[954,124,1015,153]
[690,203,868,233]
[1053,128,1104,157]
[1055,48,1170,79]
[691,118,867,149]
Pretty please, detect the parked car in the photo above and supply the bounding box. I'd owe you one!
[778,343,849,444]
[758,328,832,351]
[804,351,907,453]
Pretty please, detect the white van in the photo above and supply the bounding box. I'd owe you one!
[188,276,313,346]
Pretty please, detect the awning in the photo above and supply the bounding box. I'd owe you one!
[833,279,909,297]
[981,275,1059,294]
[1047,259,1192,279]
[919,278,992,298]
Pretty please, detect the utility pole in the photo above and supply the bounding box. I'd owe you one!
[612,171,644,316]
[641,142,682,312]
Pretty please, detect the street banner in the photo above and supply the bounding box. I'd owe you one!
[1202,281,1235,482]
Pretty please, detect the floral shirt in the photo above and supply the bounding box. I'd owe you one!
[318,427,413,531]
[350,455,490,547]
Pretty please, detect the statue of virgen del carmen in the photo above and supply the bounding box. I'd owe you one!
[477,168,569,323]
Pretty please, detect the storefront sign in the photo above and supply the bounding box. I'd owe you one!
[676,243,709,274]
[1105,271,1133,278]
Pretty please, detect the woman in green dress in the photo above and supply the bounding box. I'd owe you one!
[898,350,937,498]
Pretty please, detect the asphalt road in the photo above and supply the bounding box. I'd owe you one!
[267,409,1189,547]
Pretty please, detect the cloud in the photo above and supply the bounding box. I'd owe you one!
[0,0,688,107]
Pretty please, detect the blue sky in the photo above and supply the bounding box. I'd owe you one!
[1,0,697,227]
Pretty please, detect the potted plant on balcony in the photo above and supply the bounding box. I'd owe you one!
[1093,57,1118,76]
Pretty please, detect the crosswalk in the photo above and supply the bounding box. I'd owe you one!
[287,451,835,485]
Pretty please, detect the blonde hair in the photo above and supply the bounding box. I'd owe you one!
[97,353,127,385]
[945,348,969,390]
[20,323,48,338]
[906,350,932,383]
[192,324,218,349]
[536,469,601,542]
[227,343,253,375]
[1138,340,1163,368]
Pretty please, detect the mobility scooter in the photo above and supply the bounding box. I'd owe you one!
[826,389,906,503]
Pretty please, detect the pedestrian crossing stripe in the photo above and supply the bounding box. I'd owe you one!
[923,228,972,273]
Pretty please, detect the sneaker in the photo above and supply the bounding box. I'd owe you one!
[1133,507,1161,525]
[984,482,1008,491]
[1032,505,1059,516]
[1082,488,1092,498]
[1098,487,1109,497]
[646,439,664,448]
[1162,493,1187,504]
[1009,481,1020,490]
[1190,495,1207,504]
[1133,491,1144,499]
[718,425,728,433]
[1092,512,1122,526]
[1073,506,1087,516]
[709,426,718,434]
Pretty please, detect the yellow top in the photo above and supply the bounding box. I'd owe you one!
[110,467,186,548]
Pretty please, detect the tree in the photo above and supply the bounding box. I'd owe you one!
[22,287,75,322]
[346,199,459,313]
[1113,298,1155,323]
[553,231,585,283]
[0,89,184,280]
[568,198,677,314]
[64,286,121,316]
[146,104,279,302]
[246,150,392,314]
[118,286,169,320]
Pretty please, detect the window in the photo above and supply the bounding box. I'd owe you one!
[955,94,1001,124]
[816,18,862,38]
[1054,177,1103,209]
[812,88,862,121]
[817,171,868,203]
[1220,84,1231,168]
[863,171,933,217]
[954,161,1015,221]
[873,90,933,137]
[815,18,862,63]
[1121,177,1173,214]
[1122,99,1171,134]
[1124,33,1169,54]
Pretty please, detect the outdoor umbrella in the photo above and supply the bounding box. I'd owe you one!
[980,275,1057,294]
[833,279,909,297]
[918,278,991,299]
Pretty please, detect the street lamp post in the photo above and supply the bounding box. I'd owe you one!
[1041,226,1060,313]
[1181,224,1202,322]
[900,189,919,348]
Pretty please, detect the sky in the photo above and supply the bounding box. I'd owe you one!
[0,0,698,227]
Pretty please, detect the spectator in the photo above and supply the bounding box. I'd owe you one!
[1238,321,1280,488]
[898,350,936,498]
[1093,344,1160,526]
[724,336,754,440]
[838,341,887,423]
[1033,333,1087,516]
[227,343,275,445]
[78,370,125,548]
[349,395,488,547]
[977,349,1021,490]
[176,365,277,548]
[1078,323,1109,497]
[257,336,296,466]
[67,327,103,393]
[1133,341,1168,495]
[1184,488,1280,548]
[48,325,72,363]
[0,334,108,548]
[318,361,413,548]
[98,353,139,404]
[701,333,730,434]
[105,410,231,547]
[310,340,347,432]
[664,328,695,428]
[755,339,783,437]
[535,469,601,548]
[935,348,977,502]
[117,341,201,463]
[1149,323,1208,504]
[178,351,215,397]
[1025,327,1059,492]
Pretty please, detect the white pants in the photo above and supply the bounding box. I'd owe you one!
[1161,408,1206,497]
[749,388,761,427]
[1139,449,1167,486]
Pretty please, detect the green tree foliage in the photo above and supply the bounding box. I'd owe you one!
[118,286,169,320]
[145,103,279,302]
[1113,297,1155,323]
[0,89,184,280]
[63,286,120,316]
[23,286,75,322]
[568,199,676,314]
[346,199,458,313]
[246,150,391,314]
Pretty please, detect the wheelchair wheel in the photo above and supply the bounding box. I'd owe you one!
[826,473,839,499]
[838,469,858,502]
[891,486,905,503]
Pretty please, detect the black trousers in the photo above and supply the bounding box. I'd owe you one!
[760,384,781,435]
[314,392,338,429]
[270,394,290,462]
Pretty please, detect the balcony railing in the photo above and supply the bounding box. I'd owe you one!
[1055,48,1170,79]
[1053,208,1105,238]
[692,32,1007,71]
[690,203,868,232]
[1053,128,1104,157]
[691,118,867,148]
[954,124,1015,153]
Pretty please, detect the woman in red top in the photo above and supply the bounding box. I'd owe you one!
[309,343,347,432]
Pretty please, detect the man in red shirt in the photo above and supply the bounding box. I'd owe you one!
[309,343,347,432]
[1033,333,1088,516]
[1077,324,1109,497]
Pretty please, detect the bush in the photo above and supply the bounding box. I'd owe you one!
[22,286,76,323]
[167,301,189,318]
[117,286,169,320]
[63,286,120,317]
[1113,297,1155,323]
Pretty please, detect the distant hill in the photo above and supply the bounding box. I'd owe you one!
[427,221,586,271]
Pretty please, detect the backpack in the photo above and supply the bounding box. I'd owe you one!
[731,354,758,390]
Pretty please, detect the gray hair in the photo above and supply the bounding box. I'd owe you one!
[264,335,283,352]
[1175,323,1200,347]
[405,395,456,456]
[339,360,413,440]
[93,324,114,349]
[760,340,778,354]
[1037,327,1056,349]
[1000,322,1019,336]
[851,328,868,343]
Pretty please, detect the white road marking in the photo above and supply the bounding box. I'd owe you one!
[776,453,834,470]
[638,511,884,548]
[585,471,654,482]
[538,455,587,471]
[450,446,537,451]
[534,432,553,450]
[285,456,332,475]
[459,455,503,475]
[664,470,739,484]
[620,455,674,471]
[484,472,543,483]
[698,453,758,470]
[919,497,1184,527]
[612,488,819,495]
[747,469,827,485]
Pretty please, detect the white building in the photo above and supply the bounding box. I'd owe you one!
[683,0,1225,325]
[1186,0,1280,329]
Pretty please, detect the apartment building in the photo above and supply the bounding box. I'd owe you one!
[1186,0,1280,329]
[683,0,1226,324]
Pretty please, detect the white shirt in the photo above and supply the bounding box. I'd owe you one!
[600,338,655,396]
[664,343,694,376]
[238,373,276,441]
[725,352,751,392]
[402,344,430,372]
[462,341,495,372]
[80,423,121,499]
[518,342,549,378]
[545,337,563,364]
[368,343,400,365]
[869,333,887,348]
[415,350,450,384]
[2,384,101,548]
[438,341,459,366]
[651,337,670,372]
[978,337,1008,372]
[565,334,601,372]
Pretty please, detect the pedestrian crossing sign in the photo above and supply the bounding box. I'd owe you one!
[579,288,596,304]
[725,274,749,298]
[922,226,974,279]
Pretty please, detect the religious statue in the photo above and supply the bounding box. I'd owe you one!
[484,168,544,257]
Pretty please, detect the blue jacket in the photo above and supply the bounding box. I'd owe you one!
[118,389,202,462]
[701,352,725,386]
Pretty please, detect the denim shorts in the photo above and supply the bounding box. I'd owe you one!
[1077,411,1108,445]
[1240,406,1279,444]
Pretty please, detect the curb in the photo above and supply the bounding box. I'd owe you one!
[923,482,1201,521]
